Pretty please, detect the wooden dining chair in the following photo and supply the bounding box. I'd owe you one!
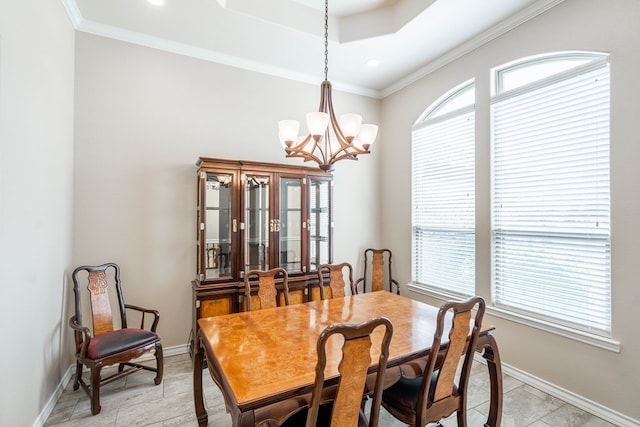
[354,248,400,294]
[244,267,290,311]
[381,296,485,427]
[317,262,356,300]
[69,263,163,415]
[278,316,394,427]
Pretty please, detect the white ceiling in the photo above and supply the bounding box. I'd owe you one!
[64,0,564,98]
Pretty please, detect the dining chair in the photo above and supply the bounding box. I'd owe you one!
[381,296,485,427]
[244,267,290,311]
[317,262,356,299]
[69,263,163,415]
[354,248,400,294]
[278,316,394,427]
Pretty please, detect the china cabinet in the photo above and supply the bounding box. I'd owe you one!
[190,158,333,350]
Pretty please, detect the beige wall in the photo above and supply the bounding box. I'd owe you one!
[72,32,382,349]
[0,1,75,426]
[381,0,640,422]
[8,0,640,424]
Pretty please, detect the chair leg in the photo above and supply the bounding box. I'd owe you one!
[456,409,467,427]
[360,395,368,411]
[73,361,82,391]
[154,342,164,385]
[90,363,103,415]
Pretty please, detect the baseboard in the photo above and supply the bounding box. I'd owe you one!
[35,345,638,427]
[474,354,640,427]
[32,362,76,427]
[32,344,189,427]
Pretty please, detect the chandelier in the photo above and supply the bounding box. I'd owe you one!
[278,0,378,172]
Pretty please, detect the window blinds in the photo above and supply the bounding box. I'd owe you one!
[412,107,475,296]
[491,60,611,335]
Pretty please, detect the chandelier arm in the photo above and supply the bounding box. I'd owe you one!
[328,142,369,165]
[333,142,370,156]
[330,148,368,164]
[285,134,326,166]
[321,128,333,161]
[326,114,370,161]
[287,134,318,155]
[318,81,329,115]
[324,81,351,146]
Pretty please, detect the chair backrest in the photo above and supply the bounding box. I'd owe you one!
[317,262,356,300]
[72,263,127,337]
[417,296,485,425]
[356,248,399,294]
[244,267,289,311]
[307,317,393,427]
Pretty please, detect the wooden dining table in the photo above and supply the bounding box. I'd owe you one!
[193,291,503,427]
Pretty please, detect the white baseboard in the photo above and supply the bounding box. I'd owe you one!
[32,363,76,427]
[35,345,638,427]
[474,355,640,427]
[32,344,189,427]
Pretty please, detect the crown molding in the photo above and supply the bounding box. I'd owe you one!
[380,0,567,98]
[60,0,83,28]
[62,0,565,100]
[61,1,380,98]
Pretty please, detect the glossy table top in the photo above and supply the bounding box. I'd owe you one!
[197,291,491,410]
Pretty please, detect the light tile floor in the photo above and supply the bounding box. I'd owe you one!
[44,354,616,427]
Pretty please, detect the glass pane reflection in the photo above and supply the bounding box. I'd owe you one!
[309,178,330,271]
[205,173,232,280]
[280,177,302,273]
[245,175,270,272]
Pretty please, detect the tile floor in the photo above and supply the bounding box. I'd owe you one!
[44,353,616,427]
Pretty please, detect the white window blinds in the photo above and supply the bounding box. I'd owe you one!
[412,106,475,296]
[491,58,611,335]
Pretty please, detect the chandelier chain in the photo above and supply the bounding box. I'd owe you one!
[324,0,329,81]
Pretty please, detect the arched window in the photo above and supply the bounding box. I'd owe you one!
[491,52,611,335]
[412,80,475,296]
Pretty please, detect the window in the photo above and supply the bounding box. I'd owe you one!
[491,52,611,336]
[412,81,475,297]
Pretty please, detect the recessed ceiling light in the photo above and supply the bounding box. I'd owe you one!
[148,0,164,6]
[366,59,380,67]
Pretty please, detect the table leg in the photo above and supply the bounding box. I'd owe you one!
[477,333,503,427]
[237,412,256,427]
[193,332,208,427]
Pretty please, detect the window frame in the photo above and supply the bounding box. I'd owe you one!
[408,52,620,352]
[410,80,476,300]
[488,52,618,351]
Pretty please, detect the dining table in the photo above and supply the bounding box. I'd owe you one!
[193,291,503,427]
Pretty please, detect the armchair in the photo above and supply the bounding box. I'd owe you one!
[69,263,163,415]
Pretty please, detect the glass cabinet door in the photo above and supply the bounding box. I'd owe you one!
[279,177,303,273]
[196,158,333,285]
[308,177,332,271]
[243,174,270,272]
[204,172,233,280]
